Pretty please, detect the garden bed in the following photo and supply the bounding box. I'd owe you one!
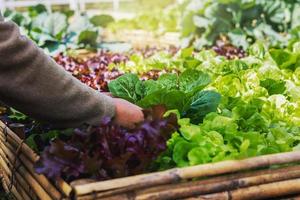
[2,1,300,199]
[2,121,300,200]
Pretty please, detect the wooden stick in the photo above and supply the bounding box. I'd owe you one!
[0,168,10,195]
[70,179,95,187]
[73,151,300,196]
[135,165,300,196]
[0,144,48,200]
[0,165,24,200]
[0,121,38,162]
[77,165,300,200]
[136,167,300,200]
[0,133,63,199]
[184,192,229,200]
[0,138,53,200]
[0,150,36,200]
[55,177,73,198]
[0,122,72,197]
[185,178,300,200]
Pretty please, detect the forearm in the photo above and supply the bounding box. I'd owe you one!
[0,17,115,128]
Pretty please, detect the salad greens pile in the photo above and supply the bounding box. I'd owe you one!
[150,42,300,170]
[181,0,300,49]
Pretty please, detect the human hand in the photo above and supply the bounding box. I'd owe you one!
[112,98,144,129]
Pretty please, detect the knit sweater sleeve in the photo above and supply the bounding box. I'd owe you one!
[0,15,115,128]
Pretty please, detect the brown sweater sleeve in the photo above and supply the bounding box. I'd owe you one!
[0,14,115,128]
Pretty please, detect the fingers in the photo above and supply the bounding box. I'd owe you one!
[112,98,145,129]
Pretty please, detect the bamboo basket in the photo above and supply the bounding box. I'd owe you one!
[1,120,300,200]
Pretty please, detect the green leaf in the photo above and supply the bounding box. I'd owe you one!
[179,70,211,94]
[180,47,194,58]
[269,49,299,71]
[181,12,196,37]
[31,12,67,39]
[78,30,98,47]
[9,108,28,121]
[240,139,250,152]
[108,74,144,103]
[138,90,188,112]
[260,79,286,95]
[144,80,163,95]
[26,134,39,152]
[28,4,47,17]
[173,141,197,167]
[193,16,211,29]
[183,57,202,68]
[90,15,115,27]
[188,147,211,165]
[185,91,222,124]
[179,119,201,140]
[156,74,179,90]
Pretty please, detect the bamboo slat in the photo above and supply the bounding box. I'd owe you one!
[0,149,35,200]
[185,178,300,200]
[0,166,23,200]
[0,132,63,199]
[77,165,300,200]
[0,121,72,197]
[135,166,300,200]
[55,177,73,197]
[136,165,300,196]
[0,137,53,200]
[73,151,300,196]
[0,121,38,162]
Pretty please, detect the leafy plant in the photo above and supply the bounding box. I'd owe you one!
[35,106,178,180]
[108,69,221,123]
[154,40,300,171]
[4,5,106,53]
[9,108,28,121]
[54,51,126,91]
[182,0,300,49]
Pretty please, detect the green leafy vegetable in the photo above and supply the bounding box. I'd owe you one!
[109,70,219,120]
[182,0,300,49]
[185,91,222,124]
[260,79,286,95]
[9,108,28,121]
[108,74,145,103]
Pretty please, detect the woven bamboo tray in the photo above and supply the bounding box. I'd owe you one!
[1,120,300,200]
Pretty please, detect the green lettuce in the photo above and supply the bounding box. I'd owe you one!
[108,69,221,121]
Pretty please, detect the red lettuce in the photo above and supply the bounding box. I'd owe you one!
[35,106,178,181]
[54,51,127,91]
[212,40,247,59]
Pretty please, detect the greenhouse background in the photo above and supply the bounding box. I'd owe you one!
[0,0,182,17]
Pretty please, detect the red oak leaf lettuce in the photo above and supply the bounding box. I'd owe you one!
[35,106,178,181]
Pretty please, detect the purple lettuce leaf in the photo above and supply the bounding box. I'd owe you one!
[35,107,178,181]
